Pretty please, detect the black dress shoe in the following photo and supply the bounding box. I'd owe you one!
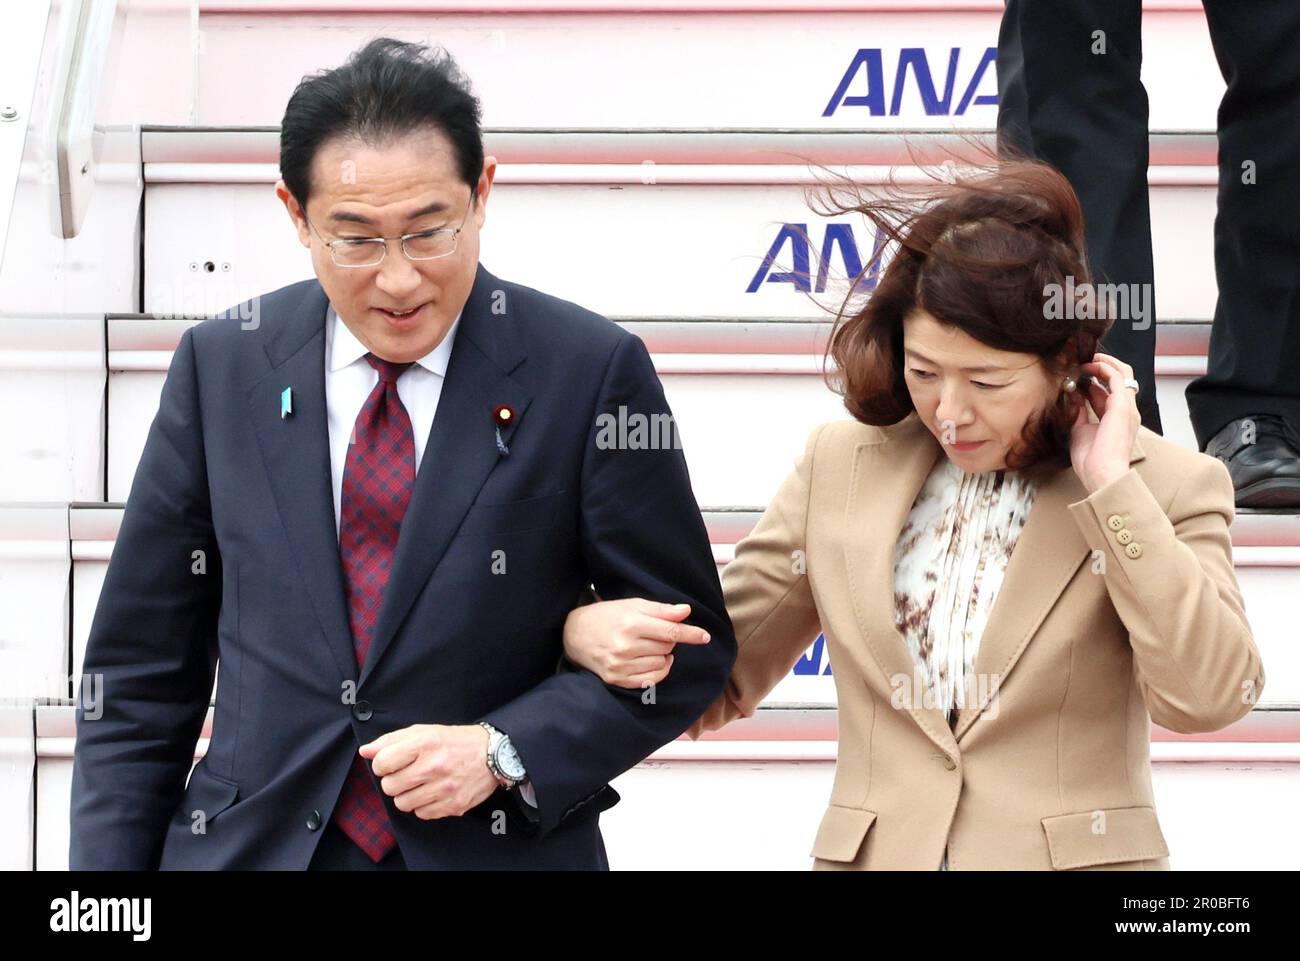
[1203,414,1300,508]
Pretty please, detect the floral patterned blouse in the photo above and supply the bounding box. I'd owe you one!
[892,454,1040,870]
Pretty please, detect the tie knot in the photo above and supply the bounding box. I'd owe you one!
[365,352,415,384]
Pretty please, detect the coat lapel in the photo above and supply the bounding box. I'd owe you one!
[843,415,956,755]
[842,412,1147,755]
[246,281,359,686]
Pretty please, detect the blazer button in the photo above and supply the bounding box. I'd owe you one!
[1116,529,1133,545]
[306,810,322,831]
[935,753,957,770]
[353,701,373,721]
[1106,514,1125,531]
[1125,543,1143,559]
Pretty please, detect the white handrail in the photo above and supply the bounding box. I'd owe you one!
[54,0,119,239]
[139,128,1222,169]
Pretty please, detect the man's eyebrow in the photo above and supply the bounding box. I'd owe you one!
[328,200,451,227]
[904,348,1007,374]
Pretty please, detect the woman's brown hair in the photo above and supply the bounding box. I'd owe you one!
[815,152,1112,484]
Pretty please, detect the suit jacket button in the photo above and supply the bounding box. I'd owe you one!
[940,753,957,770]
[1125,543,1143,559]
[307,810,322,831]
[1106,514,1125,531]
[353,701,373,721]
[1116,529,1133,545]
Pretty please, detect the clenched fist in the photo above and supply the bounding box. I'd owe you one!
[360,723,501,820]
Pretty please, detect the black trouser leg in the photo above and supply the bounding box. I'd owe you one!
[1185,0,1300,450]
[997,0,1163,434]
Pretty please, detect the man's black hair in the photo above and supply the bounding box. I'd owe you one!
[280,37,484,208]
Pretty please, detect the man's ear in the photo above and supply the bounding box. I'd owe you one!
[473,157,497,227]
[275,180,311,248]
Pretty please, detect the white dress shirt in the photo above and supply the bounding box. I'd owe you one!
[325,302,460,538]
[323,302,537,808]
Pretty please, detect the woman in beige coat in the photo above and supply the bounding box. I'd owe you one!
[561,161,1265,870]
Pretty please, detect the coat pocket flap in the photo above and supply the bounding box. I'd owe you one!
[1041,805,1169,869]
[456,490,571,538]
[810,805,877,862]
[179,762,240,824]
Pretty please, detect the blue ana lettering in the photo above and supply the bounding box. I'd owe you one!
[823,46,997,116]
[793,633,834,676]
[747,223,886,294]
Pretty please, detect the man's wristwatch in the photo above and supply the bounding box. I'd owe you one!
[479,722,527,787]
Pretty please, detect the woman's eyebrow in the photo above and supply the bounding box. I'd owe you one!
[904,348,1007,374]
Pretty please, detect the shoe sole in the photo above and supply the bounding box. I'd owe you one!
[1234,476,1300,509]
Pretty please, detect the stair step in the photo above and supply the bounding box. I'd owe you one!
[176,2,1225,131]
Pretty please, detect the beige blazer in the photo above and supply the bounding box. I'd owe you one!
[687,413,1264,870]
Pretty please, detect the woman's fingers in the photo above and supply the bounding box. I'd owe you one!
[617,654,674,678]
[625,655,675,690]
[1086,370,1109,419]
[1081,358,1119,418]
[1093,351,1135,378]
[617,633,677,657]
[632,599,692,621]
[1084,354,1129,390]
[636,611,711,646]
[1085,354,1141,420]
[566,597,706,688]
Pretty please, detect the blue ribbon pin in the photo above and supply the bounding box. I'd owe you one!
[280,386,293,419]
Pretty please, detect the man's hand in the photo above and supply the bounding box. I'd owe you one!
[359,723,500,820]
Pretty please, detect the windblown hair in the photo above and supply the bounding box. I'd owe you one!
[816,152,1111,483]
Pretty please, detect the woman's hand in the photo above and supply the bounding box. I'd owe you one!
[562,598,711,689]
[1069,351,1143,494]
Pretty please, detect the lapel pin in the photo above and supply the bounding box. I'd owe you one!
[280,386,293,419]
[493,404,515,456]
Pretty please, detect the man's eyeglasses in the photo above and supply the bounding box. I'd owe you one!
[304,205,471,268]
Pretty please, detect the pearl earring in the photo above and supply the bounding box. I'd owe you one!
[1063,377,1077,393]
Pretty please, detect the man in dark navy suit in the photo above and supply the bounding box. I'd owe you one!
[69,38,734,870]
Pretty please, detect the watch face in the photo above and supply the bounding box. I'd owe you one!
[497,739,527,781]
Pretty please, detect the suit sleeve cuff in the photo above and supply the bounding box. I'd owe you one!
[1065,467,1165,566]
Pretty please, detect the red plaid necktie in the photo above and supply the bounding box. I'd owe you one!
[332,351,416,862]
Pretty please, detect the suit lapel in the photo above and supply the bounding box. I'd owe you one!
[357,264,531,687]
[843,415,956,755]
[246,282,360,686]
[843,412,1147,754]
